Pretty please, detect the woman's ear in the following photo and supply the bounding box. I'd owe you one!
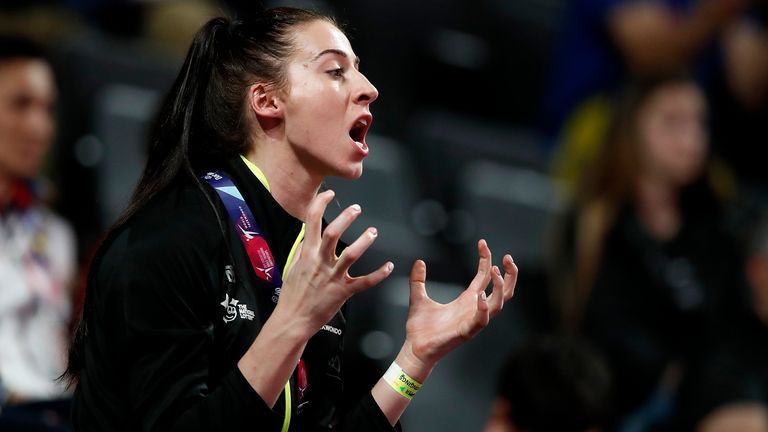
[248,83,283,119]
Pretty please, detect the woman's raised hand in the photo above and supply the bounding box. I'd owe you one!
[277,190,393,335]
[403,240,518,370]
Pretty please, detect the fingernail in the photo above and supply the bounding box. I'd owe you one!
[350,204,361,212]
[369,227,378,236]
[481,291,487,301]
[387,262,394,272]
[493,266,501,276]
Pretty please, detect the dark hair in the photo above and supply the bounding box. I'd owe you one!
[498,336,612,432]
[0,34,48,63]
[63,7,336,386]
[121,7,336,229]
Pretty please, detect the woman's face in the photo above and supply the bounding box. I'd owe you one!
[636,82,708,187]
[277,20,378,180]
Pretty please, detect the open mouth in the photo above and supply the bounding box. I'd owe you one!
[349,116,371,152]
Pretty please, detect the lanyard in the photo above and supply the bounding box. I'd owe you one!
[202,171,284,303]
[202,170,307,432]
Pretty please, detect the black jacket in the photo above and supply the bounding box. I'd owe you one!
[72,156,398,432]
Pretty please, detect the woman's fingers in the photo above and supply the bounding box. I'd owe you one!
[468,239,492,293]
[303,190,335,251]
[487,265,505,318]
[465,291,490,338]
[333,227,379,276]
[502,254,518,302]
[347,261,394,294]
[485,255,517,318]
[321,203,362,261]
[409,260,429,306]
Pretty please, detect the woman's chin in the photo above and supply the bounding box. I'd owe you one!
[333,163,364,180]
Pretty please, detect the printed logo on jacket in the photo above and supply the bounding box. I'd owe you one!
[220,293,255,323]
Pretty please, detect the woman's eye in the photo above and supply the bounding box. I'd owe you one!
[327,68,345,78]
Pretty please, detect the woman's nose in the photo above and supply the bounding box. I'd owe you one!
[355,72,379,105]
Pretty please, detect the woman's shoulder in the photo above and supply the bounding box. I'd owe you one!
[134,181,225,242]
[87,182,234,326]
[98,182,230,281]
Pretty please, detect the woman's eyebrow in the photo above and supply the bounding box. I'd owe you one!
[313,48,361,67]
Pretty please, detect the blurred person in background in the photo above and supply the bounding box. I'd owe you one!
[551,74,746,431]
[708,5,768,194]
[544,0,748,190]
[672,212,768,432]
[483,336,611,432]
[0,35,76,431]
[744,214,768,357]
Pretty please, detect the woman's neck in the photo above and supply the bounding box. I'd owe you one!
[244,143,322,222]
[634,174,681,241]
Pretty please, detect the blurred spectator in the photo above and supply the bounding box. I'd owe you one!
[708,9,768,193]
[551,75,746,431]
[483,336,611,432]
[0,35,75,431]
[746,213,768,331]
[544,0,747,189]
[672,212,768,431]
[697,403,768,432]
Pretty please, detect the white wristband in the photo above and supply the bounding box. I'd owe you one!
[383,361,423,399]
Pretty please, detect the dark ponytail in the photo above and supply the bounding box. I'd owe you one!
[119,18,228,228]
[120,7,336,229]
[64,7,336,386]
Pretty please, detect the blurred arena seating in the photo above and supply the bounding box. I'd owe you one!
[52,34,178,240]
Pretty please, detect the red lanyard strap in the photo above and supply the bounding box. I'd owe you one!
[202,171,283,303]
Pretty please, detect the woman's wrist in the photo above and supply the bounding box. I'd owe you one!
[394,340,435,384]
[370,340,435,425]
[269,302,317,343]
[237,302,312,407]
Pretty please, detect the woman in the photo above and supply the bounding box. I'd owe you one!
[552,74,744,430]
[65,7,517,432]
